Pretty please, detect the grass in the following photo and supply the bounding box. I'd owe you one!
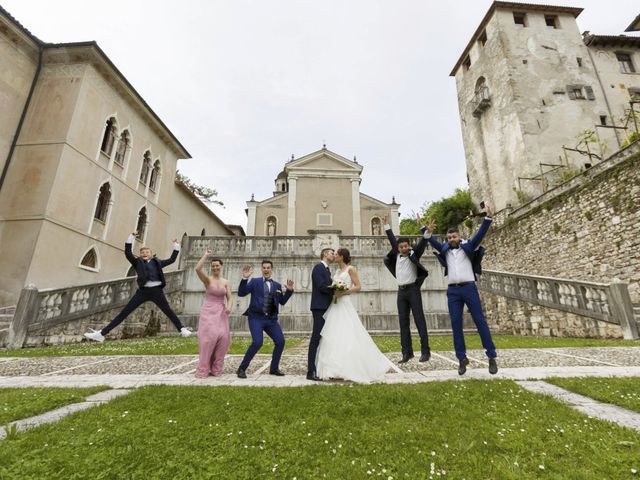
[0,387,108,424]
[546,377,640,414]
[0,381,638,479]
[372,334,640,353]
[0,336,303,357]
[1,334,637,358]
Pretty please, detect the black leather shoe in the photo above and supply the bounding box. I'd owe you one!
[458,357,470,376]
[236,367,247,379]
[306,373,322,381]
[398,354,414,364]
[269,368,285,376]
[419,352,431,362]
[488,358,498,375]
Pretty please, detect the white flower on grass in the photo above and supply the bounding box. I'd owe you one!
[539,465,545,470]
[631,468,637,475]
[431,451,436,456]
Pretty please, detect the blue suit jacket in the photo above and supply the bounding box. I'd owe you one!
[310,262,334,311]
[238,277,293,318]
[425,217,492,279]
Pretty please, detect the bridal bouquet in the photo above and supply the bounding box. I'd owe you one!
[330,280,348,303]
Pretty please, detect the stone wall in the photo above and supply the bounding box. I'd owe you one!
[481,291,624,339]
[483,142,640,303]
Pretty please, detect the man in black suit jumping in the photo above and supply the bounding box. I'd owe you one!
[84,232,193,342]
[383,215,431,363]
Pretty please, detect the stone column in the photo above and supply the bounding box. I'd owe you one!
[246,196,258,236]
[390,205,400,232]
[351,178,361,235]
[287,176,297,235]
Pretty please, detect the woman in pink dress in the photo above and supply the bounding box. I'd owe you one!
[194,249,232,378]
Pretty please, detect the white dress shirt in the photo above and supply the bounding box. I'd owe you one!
[446,241,476,284]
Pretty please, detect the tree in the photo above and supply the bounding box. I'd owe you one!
[176,170,224,207]
[418,188,477,235]
[399,217,421,235]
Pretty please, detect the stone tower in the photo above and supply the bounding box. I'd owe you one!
[451,1,640,211]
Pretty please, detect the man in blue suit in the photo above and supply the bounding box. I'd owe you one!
[423,206,497,376]
[307,247,335,381]
[236,260,294,378]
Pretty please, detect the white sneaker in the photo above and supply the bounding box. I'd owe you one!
[84,329,105,342]
[180,327,194,337]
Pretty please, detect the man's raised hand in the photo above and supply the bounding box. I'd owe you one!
[486,204,494,218]
[285,279,294,291]
[426,219,436,233]
[241,265,252,279]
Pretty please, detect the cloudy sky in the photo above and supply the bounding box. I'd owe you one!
[3,0,638,227]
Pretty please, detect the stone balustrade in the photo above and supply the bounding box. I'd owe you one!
[478,269,638,339]
[5,271,184,348]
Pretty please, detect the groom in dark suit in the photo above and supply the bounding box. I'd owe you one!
[383,215,431,363]
[307,247,335,381]
[236,260,294,378]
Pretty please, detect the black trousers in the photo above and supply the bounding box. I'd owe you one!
[307,309,326,375]
[397,284,430,356]
[101,287,183,335]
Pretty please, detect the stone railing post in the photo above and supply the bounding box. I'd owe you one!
[608,282,639,340]
[7,284,40,349]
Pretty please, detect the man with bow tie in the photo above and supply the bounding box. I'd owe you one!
[423,205,497,376]
[236,260,294,378]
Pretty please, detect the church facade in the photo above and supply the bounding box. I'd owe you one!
[245,147,400,237]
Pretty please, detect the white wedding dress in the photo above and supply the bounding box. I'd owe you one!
[316,267,394,383]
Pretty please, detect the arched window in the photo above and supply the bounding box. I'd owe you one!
[100,118,117,156]
[126,265,136,277]
[475,76,486,93]
[201,228,206,236]
[149,160,161,191]
[94,182,111,222]
[80,248,98,269]
[266,216,277,236]
[139,151,152,184]
[136,206,147,240]
[114,130,130,166]
[371,217,382,235]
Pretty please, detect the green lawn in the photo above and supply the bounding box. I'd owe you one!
[0,336,303,357]
[0,381,639,479]
[372,334,640,353]
[0,387,108,425]
[1,334,637,358]
[546,377,640,414]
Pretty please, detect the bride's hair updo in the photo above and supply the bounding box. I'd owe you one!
[337,248,351,264]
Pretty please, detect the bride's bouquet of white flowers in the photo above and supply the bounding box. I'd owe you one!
[330,280,348,304]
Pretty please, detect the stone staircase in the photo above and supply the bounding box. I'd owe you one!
[0,305,15,346]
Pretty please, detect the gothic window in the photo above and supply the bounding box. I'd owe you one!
[114,130,130,166]
[149,160,161,191]
[201,228,206,236]
[136,206,147,240]
[100,118,117,156]
[371,217,382,236]
[617,53,635,73]
[80,248,98,269]
[462,56,471,72]
[94,182,111,222]
[126,265,136,277]
[139,151,152,184]
[266,216,277,236]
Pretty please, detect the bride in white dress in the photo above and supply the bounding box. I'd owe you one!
[316,248,394,383]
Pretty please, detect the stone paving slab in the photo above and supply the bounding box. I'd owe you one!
[534,347,640,366]
[518,380,640,432]
[0,357,109,376]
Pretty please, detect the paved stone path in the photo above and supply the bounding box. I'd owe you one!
[1,345,639,436]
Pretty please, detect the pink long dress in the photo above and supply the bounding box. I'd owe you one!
[195,285,231,377]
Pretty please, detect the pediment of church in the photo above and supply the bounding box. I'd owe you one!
[287,148,363,176]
